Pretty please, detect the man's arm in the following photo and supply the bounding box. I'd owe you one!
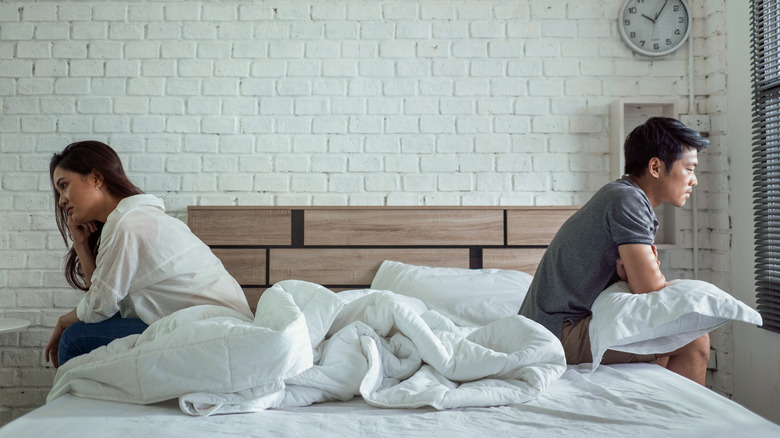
[616,243,666,294]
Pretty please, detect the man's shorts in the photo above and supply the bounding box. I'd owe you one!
[561,315,662,365]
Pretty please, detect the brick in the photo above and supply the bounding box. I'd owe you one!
[343,41,376,58]
[397,22,429,39]
[62,61,99,78]
[53,78,87,96]
[35,23,69,40]
[420,116,455,134]
[291,174,328,192]
[347,3,382,20]
[401,137,434,153]
[292,136,327,153]
[218,175,253,192]
[349,116,383,133]
[71,23,106,40]
[380,41,416,58]
[0,61,32,78]
[57,4,92,22]
[254,174,289,192]
[438,174,472,191]
[470,60,504,77]
[147,22,181,40]
[433,22,468,39]
[403,174,437,192]
[381,80,413,97]
[165,3,200,21]
[385,116,418,134]
[323,59,357,77]
[454,78,489,96]
[128,4,163,21]
[471,21,506,38]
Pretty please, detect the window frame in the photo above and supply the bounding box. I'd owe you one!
[751,0,780,334]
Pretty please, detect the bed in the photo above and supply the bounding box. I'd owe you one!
[2,206,777,437]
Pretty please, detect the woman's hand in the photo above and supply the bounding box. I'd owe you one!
[67,214,97,245]
[45,309,79,368]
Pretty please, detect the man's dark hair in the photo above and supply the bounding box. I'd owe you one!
[623,117,710,176]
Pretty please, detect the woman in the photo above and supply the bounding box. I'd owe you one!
[45,141,253,368]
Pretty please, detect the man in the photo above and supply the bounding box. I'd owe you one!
[518,117,711,385]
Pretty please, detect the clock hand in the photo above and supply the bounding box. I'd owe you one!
[642,13,656,23]
[654,0,669,20]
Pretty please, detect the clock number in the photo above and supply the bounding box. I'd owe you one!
[653,43,660,50]
[679,16,685,23]
[666,39,672,46]
[624,19,631,26]
[630,32,636,38]
[640,40,645,47]
[675,29,681,35]
[628,7,637,13]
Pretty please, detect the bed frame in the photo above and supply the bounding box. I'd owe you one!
[187,206,578,312]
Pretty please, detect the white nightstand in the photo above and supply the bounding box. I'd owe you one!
[0,318,30,334]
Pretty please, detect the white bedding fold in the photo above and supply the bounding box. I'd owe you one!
[48,280,566,415]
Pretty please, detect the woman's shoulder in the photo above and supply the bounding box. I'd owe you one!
[106,195,170,239]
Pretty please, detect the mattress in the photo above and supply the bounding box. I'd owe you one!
[3,363,778,438]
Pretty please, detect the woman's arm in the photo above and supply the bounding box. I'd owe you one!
[45,308,80,368]
[68,215,98,288]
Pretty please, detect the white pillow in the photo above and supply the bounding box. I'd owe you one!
[589,279,762,371]
[370,260,533,327]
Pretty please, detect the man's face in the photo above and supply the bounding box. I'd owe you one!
[659,148,699,207]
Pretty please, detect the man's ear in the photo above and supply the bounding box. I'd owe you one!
[647,157,663,179]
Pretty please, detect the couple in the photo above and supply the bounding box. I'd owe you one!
[47,117,711,385]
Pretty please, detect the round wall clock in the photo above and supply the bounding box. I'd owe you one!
[618,0,691,57]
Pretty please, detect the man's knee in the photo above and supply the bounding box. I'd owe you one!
[679,333,710,362]
[694,333,711,360]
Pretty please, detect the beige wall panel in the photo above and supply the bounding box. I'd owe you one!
[304,209,503,246]
[482,248,547,275]
[506,208,577,245]
[212,248,267,285]
[188,207,291,246]
[269,248,469,284]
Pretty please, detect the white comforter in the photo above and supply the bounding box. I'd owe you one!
[47,280,566,416]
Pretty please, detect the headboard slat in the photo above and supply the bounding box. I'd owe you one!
[189,208,291,246]
[269,248,469,285]
[304,209,504,246]
[482,248,548,273]
[506,208,577,245]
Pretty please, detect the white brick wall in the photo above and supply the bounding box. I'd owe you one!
[0,0,731,423]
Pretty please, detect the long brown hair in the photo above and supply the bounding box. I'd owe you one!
[50,141,144,291]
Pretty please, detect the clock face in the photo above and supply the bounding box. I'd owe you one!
[619,0,691,56]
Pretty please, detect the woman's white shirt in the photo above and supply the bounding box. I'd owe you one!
[76,194,253,324]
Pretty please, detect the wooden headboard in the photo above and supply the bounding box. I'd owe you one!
[187,206,577,312]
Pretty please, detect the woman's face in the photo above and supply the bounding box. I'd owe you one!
[52,167,104,224]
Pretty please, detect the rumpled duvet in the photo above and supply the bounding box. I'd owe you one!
[47,280,566,416]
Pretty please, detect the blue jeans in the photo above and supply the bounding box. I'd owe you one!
[59,313,148,366]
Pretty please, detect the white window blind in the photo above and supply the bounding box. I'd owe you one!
[752,0,780,333]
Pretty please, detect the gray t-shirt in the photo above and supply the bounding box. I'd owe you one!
[519,176,658,338]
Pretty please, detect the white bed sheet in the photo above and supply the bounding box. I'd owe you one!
[2,364,778,438]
